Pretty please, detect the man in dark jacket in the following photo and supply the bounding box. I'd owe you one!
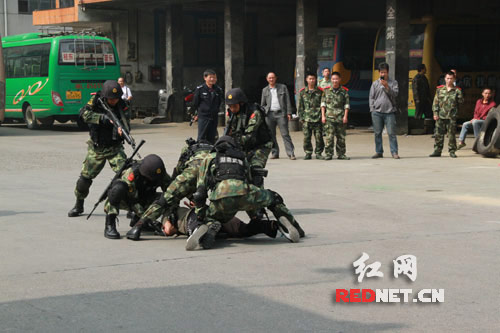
[192,69,224,144]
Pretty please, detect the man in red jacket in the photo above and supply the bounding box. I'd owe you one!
[457,87,496,150]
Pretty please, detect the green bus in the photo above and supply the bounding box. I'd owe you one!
[1,32,120,129]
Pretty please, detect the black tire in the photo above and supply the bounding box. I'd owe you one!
[23,105,40,130]
[472,136,479,153]
[39,116,54,128]
[476,108,500,157]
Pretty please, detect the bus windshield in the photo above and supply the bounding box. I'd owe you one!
[58,39,116,66]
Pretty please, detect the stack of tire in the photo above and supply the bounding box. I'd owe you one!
[473,106,500,157]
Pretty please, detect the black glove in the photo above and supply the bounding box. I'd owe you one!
[192,185,208,208]
[100,114,113,126]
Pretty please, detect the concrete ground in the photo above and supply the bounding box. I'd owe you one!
[1,120,499,332]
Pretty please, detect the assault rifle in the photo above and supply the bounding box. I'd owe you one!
[223,111,235,136]
[98,98,141,158]
[86,139,146,220]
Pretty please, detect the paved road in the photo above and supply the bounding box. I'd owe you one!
[1,121,499,332]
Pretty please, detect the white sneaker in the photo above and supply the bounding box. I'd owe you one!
[186,224,209,251]
[277,216,300,243]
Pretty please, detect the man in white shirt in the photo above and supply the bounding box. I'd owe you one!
[118,77,132,103]
[260,72,295,159]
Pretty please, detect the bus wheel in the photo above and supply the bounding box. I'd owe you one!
[23,105,40,130]
[39,116,54,128]
[76,117,88,131]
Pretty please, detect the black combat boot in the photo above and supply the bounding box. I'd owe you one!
[199,222,222,249]
[245,218,278,238]
[68,199,84,217]
[126,219,148,241]
[104,214,120,239]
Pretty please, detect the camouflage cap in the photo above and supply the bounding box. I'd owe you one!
[225,88,248,105]
[102,80,123,99]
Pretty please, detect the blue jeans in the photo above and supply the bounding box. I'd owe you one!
[371,111,398,155]
[458,120,484,142]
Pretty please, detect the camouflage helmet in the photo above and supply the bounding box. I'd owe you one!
[225,88,248,105]
[101,80,123,99]
[139,154,166,183]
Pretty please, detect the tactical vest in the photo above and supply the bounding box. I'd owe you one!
[88,93,127,147]
[214,148,247,182]
[175,142,213,176]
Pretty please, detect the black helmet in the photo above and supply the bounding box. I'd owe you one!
[213,135,239,152]
[102,80,123,99]
[225,88,247,105]
[139,154,166,183]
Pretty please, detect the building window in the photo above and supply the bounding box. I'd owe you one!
[60,0,74,8]
[18,0,56,14]
[199,18,217,35]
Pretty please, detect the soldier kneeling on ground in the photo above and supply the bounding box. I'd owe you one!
[187,135,305,250]
[103,154,171,239]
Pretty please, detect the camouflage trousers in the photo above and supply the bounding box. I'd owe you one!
[434,118,457,153]
[104,199,145,217]
[75,141,127,199]
[204,184,294,226]
[104,191,160,216]
[302,121,324,155]
[247,142,273,169]
[324,120,346,157]
[141,164,198,222]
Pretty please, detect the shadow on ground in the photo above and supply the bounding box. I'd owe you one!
[0,284,405,332]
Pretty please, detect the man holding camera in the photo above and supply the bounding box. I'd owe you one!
[369,62,400,159]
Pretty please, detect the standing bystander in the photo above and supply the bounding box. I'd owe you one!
[261,72,295,159]
[321,72,350,160]
[430,71,464,158]
[192,69,224,144]
[297,73,324,160]
[412,64,432,119]
[318,68,332,89]
[369,62,400,159]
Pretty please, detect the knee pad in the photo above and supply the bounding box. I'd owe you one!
[107,180,128,206]
[76,176,92,194]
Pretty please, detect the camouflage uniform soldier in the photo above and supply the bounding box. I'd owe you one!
[103,154,171,240]
[318,67,332,89]
[136,139,213,232]
[321,72,350,160]
[68,80,130,217]
[189,136,304,251]
[225,88,273,187]
[298,73,324,160]
[430,71,464,158]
